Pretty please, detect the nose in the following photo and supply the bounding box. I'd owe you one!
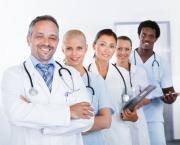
[121,49,125,54]
[43,37,50,46]
[72,49,77,55]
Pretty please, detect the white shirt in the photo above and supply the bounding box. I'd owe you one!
[1,57,94,145]
[126,63,150,145]
[88,62,132,145]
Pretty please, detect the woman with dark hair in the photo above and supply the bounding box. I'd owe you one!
[115,36,151,145]
[88,29,138,145]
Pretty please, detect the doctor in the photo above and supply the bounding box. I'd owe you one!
[115,36,151,145]
[1,15,94,145]
[61,29,113,145]
[88,29,138,145]
[130,20,179,145]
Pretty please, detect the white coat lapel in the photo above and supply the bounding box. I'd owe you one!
[51,64,62,97]
[25,58,50,97]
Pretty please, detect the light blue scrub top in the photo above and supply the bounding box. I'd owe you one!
[130,50,173,122]
[82,71,114,145]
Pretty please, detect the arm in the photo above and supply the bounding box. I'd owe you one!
[82,108,111,135]
[2,68,71,129]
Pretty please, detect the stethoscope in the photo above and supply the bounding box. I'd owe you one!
[134,49,160,81]
[23,61,79,96]
[88,63,130,102]
[83,67,95,102]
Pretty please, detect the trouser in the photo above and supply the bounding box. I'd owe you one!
[147,122,166,145]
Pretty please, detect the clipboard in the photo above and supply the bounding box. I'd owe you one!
[123,85,156,111]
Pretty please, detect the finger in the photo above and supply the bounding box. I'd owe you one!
[83,106,94,112]
[79,102,91,106]
[84,110,94,117]
[82,114,91,120]
[125,109,133,115]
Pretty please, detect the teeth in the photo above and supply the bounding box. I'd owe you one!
[145,43,149,45]
[103,54,109,57]
[71,57,79,61]
[41,48,50,52]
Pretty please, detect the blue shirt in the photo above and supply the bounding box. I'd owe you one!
[130,50,173,122]
[30,55,56,79]
[82,71,114,145]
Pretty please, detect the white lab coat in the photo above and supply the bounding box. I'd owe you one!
[1,58,94,145]
[126,63,151,145]
[88,62,132,145]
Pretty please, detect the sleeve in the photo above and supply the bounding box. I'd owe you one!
[138,67,152,99]
[42,68,94,136]
[1,66,94,134]
[1,67,71,129]
[96,75,114,114]
[160,60,173,88]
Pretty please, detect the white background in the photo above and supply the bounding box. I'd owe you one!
[0,0,180,143]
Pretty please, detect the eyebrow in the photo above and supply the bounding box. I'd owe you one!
[35,32,58,37]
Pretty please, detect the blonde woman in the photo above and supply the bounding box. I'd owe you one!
[62,29,113,145]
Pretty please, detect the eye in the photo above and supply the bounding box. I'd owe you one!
[66,47,72,50]
[150,35,155,39]
[100,43,105,47]
[141,34,145,37]
[117,47,122,51]
[77,47,83,50]
[50,37,56,40]
[110,45,115,49]
[125,48,130,51]
[37,35,43,39]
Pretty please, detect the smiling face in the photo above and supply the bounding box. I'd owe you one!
[115,39,132,63]
[27,20,59,64]
[62,36,87,67]
[139,27,157,51]
[93,35,116,62]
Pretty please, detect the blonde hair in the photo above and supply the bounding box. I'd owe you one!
[63,29,86,44]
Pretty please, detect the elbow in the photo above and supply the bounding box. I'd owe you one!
[104,119,111,129]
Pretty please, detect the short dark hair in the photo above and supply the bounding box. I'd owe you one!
[93,29,117,44]
[138,20,160,38]
[28,15,59,36]
[117,36,132,47]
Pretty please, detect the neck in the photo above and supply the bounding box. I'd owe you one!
[95,57,109,79]
[137,47,154,58]
[67,63,85,76]
[116,60,129,71]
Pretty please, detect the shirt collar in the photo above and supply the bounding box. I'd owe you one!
[30,55,56,68]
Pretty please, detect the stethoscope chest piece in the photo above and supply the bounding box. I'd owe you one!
[122,94,130,102]
[131,87,135,92]
[29,88,38,96]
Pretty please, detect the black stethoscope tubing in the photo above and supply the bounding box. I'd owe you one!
[83,67,95,95]
[88,63,127,95]
[134,49,160,80]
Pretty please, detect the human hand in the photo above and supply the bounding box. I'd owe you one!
[121,105,138,122]
[136,100,143,109]
[70,102,94,120]
[20,95,30,103]
[81,131,91,135]
[161,91,179,104]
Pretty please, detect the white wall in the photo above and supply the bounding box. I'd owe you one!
[0,0,180,140]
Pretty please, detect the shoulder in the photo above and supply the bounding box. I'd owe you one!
[58,64,80,76]
[112,64,129,76]
[156,53,171,69]
[3,63,24,76]
[131,63,146,74]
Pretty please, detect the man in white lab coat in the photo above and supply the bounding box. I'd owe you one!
[1,15,94,145]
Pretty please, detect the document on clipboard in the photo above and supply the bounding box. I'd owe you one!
[123,85,156,111]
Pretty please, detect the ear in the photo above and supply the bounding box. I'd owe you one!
[27,35,31,46]
[61,46,65,54]
[92,43,96,50]
[85,44,88,53]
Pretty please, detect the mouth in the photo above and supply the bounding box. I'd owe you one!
[119,55,126,59]
[70,57,80,61]
[102,54,109,58]
[143,42,150,47]
[38,45,53,53]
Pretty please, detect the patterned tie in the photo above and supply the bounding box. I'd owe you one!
[37,63,53,92]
